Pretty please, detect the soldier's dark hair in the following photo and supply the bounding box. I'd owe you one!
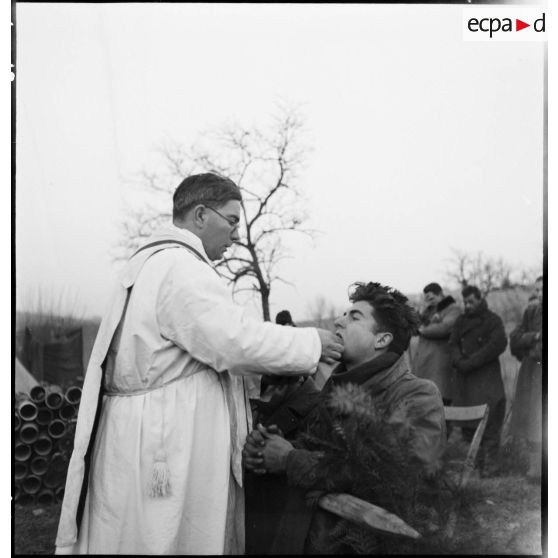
[349,282,420,355]
[172,173,242,222]
[536,275,543,282]
[461,285,482,300]
[423,282,443,296]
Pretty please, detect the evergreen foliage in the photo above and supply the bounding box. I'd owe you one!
[298,383,454,554]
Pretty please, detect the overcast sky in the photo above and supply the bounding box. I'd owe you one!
[15,3,545,321]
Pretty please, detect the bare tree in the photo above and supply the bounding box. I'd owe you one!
[116,106,313,321]
[446,250,470,290]
[445,249,517,296]
[517,266,541,288]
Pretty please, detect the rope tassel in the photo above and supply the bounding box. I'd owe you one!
[148,387,171,498]
[149,450,171,497]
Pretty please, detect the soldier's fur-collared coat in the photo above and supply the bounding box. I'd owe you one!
[413,295,462,401]
[448,299,507,410]
[509,303,542,443]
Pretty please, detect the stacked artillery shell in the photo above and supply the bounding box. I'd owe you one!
[14,383,82,505]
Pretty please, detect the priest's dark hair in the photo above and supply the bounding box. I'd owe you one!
[461,285,482,300]
[173,173,242,222]
[423,282,443,295]
[349,282,420,355]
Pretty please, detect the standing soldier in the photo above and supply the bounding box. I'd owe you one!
[449,285,507,474]
[414,283,462,405]
[509,276,543,481]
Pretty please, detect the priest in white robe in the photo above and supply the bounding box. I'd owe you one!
[55,173,342,555]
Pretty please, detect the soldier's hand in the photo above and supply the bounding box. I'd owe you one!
[243,425,267,474]
[243,446,266,474]
[246,425,267,447]
[266,424,284,438]
[260,434,294,474]
[316,329,344,365]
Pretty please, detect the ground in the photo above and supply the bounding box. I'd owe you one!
[14,503,61,555]
[449,475,542,554]
[418,432,544,555]
[13,473,542,555]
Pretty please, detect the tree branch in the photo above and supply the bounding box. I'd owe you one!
[118,105,313,320]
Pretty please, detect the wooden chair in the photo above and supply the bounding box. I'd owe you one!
[444,404,490,490]
[441,404,490,540]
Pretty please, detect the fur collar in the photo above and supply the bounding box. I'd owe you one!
[437,295,456,313]
[323,352,401,393]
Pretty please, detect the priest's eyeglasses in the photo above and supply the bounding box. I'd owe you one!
[205,206,240,231]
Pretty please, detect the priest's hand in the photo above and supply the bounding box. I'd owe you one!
[260,434,294,474]
[317,329,344,365]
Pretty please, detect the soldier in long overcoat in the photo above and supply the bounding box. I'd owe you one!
[509,276,543,480]
[413,283,462,403]
[449,286,507,467]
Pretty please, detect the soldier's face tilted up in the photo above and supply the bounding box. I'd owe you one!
[334,301,392,367]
